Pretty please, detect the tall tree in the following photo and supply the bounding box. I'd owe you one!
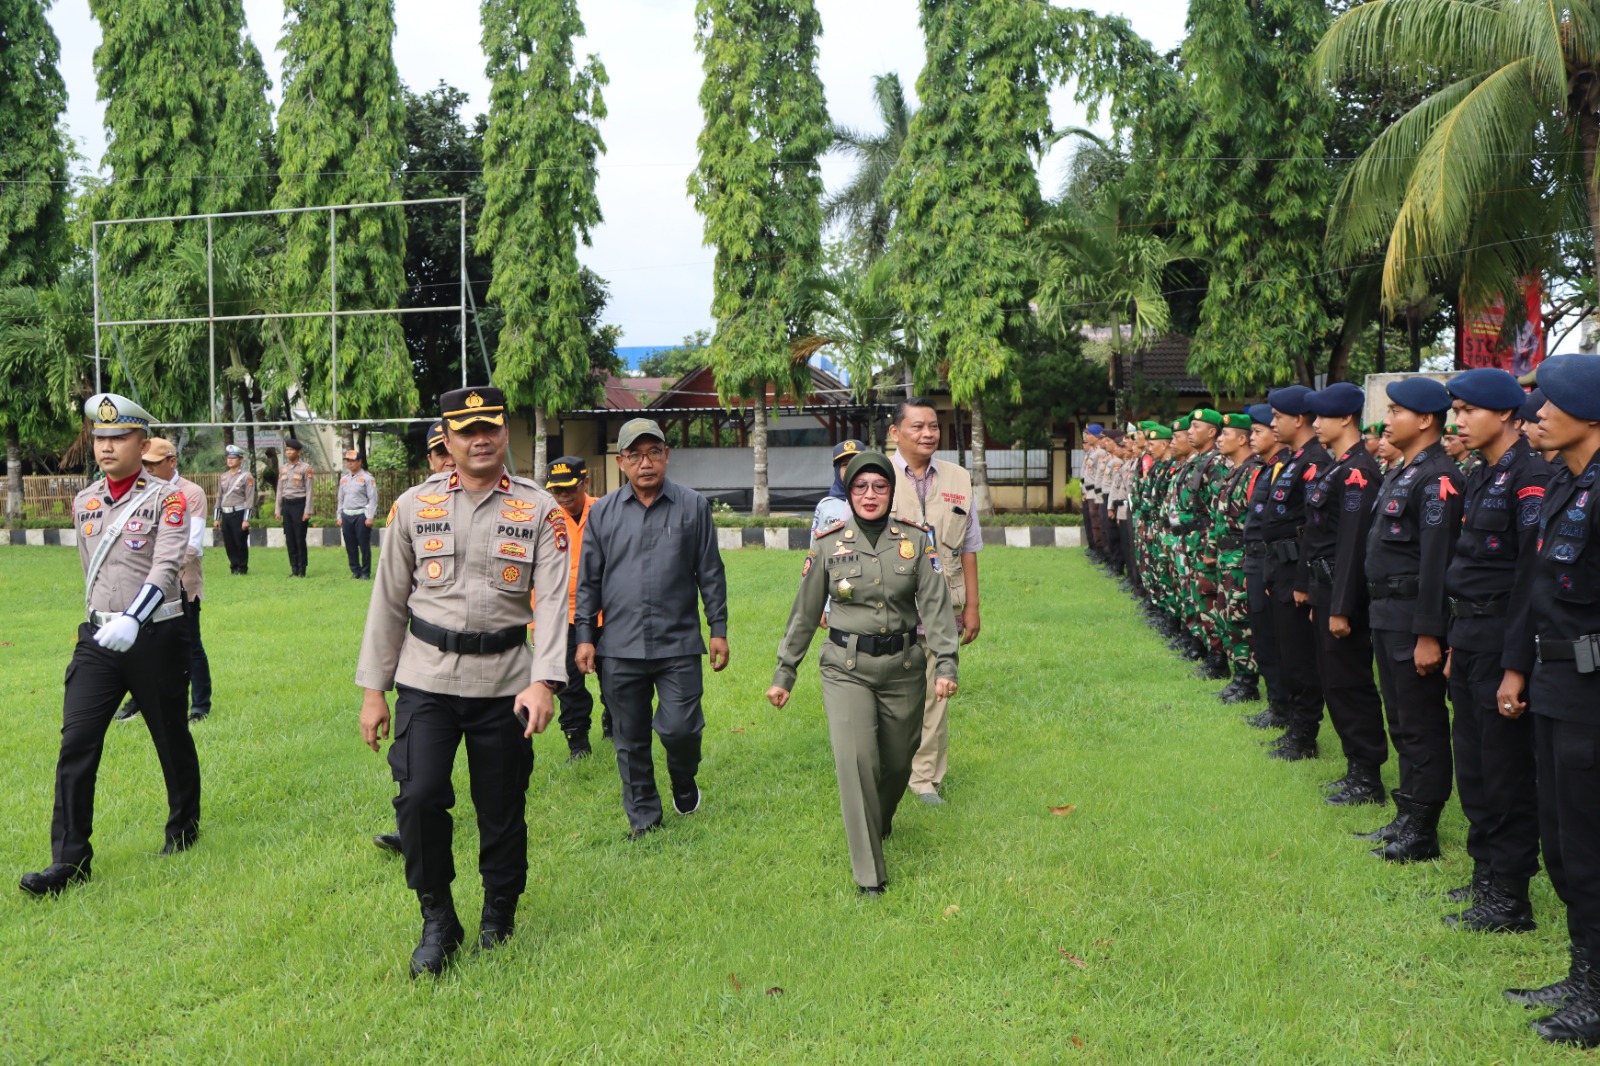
[272,0,414,426]
[825,72,915,263]
[478,0,608,477]
[886,0,1057,516]
[689,0,829,516]
[0,0,71,521]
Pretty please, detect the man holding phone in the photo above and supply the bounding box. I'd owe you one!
[355,386,570,978]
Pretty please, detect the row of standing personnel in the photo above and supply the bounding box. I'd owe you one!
[1081,358,1600,1049]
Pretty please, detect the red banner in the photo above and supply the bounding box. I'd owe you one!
[1459,278,1544,376]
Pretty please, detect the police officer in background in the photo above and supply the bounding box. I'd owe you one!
[813,440,864,538]
[356,386,569,976]
[215,444,255,574]
[1498,354,1600,1048]
[1357,378,1464,864]
[543,456,612,760]
[338,449,378,579]
[20,395,202,897]
[275,439,314,578]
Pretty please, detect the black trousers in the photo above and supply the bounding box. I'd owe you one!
[186,596,212,713]
[1447,646,1539,879]
[598,655,704,830]
[220,511,249,572]
[1117,517,1136,585]
[1269,594,1322,738]
[1311,596,1387,766]
[340,513,371,575]
[280,497,309,574]
[1243,555,1285,706]
[52,620,200,866]
[1106,515,1125,574]
[388,684,534,897]
[557,627,609,737]
[1535,714,1600,951]
[1373,627,1453,804]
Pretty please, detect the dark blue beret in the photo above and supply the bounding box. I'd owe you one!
[1538,354,1600,421]
[1247,403,1275,427]
[1447,368,1526,411]
[1385,377,1452,414]
[1306,382,1365,418]
[1267,385,1313,416]
[1518,388,1545,423]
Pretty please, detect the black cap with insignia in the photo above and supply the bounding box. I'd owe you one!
[440,385,507,431]
[545,455,588,488]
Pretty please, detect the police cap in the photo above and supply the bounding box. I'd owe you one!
[546,455,588,488]
[440,385,507,431]
[84,393,155,438]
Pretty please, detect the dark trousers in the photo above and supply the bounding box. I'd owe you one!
[1311,598,1387,766]
[1269,594,1322,738]
[1106,515,1126,574]
[1535,714,1600,950]
[388,684,533,897]
[1243,555,1286,705]
[1373,627,1453,804]
[557,627,609,738]
[185,596,212,713]
[598,655,704,830]
[280,497,309,574]
[340,513,371,576]
[52,620,200,866]
[1449,646,1538,879]
[220,511,249,572]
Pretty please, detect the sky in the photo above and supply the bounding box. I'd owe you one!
[47,0,1189,349]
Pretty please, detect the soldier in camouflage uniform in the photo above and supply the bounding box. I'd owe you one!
[1141,425,1179,638]
[1205,413,1264,702]
[1178,409,1231,679]
[1161,417,1202,660]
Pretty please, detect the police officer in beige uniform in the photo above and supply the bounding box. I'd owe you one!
[20,395,201,897]
[274,439,314,577]
[769,451,960,894]
[356,386,569,977]
[214,444,256,574]
[888,398,982,805]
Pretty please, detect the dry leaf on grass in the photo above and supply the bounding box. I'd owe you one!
[729,973,742,992]
[765,987,784,997]
[1266,849,1281,859]
[1049,805,1077,816]
[1057,948,1087,969]
[730,727,746,733]
[1071,1035,1085,1047]
[942,904,961,918]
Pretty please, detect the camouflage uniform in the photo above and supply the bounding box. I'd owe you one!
[1207,453,1264,676]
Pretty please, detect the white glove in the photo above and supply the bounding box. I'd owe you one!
[93,614,141,653]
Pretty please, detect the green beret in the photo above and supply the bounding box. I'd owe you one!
[1444,421,1459,434]
[1137,420,1161,433]
[1172,416,1192,431]
[1190,408,1224,427]
[1222,413,1252,430]
[1148,426,1174,441]
[1363,422,1384,435]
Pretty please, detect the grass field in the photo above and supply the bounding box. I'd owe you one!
[0,546,1590,1063]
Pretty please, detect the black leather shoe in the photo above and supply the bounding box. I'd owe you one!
[1244,705,1289,730]
[1532,969,1600,1047]
[566,745,592,764]
[410,891,464,978]
[373,833,402,854]
[1444,875,1536,933]
[1507,946,1589,1009]
[161,827,199,856]
[858,881,888,897]
[1445,862,1491,904]
[188,707,210,723]
[479,892,518,950]
[113,701,140,723]
[628,821,662,841]
[1372,793,1442,863]
[19,862,90,897]
[1325,764,1385,807]
[672,779,701,816]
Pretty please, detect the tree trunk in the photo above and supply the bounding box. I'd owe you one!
[751,399,770,516]
[1109,309,1127,423]
[1376,318,1387,374]
[1406,305,1422,372]
[533,407,549,479]
[969,394,993,518]
[1583,111,1600,321]
[5,425,22,527]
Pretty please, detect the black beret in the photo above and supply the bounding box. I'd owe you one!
[1537,354,1600,421]
[1385,377,1452,414]
[1306,382,1365,418]
[1267,385,1313,416]
[1447,368,1526,411]
[1518,388,1545,423]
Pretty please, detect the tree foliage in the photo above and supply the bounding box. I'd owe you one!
[0,0,70,290]
[824,72,914,264]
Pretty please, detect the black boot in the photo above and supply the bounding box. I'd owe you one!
[1507,945,1590,1009]
[1532,966,1600,1048]
[1244,704,1290,730]
[1268,726,1318,762]
[19,861,90,897]
[410,889,464,978]
[1444,874,1536,933]
[565,731,592,763]
[1194,653,1230,681]
[1179,636,1206,662]
[1218,670,1260,704]
[1444,860,1491,904]
[1322,769,1354,793]
[1326,763,1385,807]
[1354,791,1413,843]
[1373,794,1442,862]
[479,891,518,950]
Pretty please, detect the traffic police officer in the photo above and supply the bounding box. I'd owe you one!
[355,386,569,976]
[20,394,202,897]
[1498,353,1600,1047]
[768,451,960,895]
[214,444,256,574]
[1357,377,1464,863]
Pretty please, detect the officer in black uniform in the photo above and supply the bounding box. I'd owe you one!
[1259,385,1333,761]
[1301,383,1388,805]
[1356,377,1465,863]
[1438,368,1550,932]
[1242,404,1292,730]
[1498,354,1600,1047]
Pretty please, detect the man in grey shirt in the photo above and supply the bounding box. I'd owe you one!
[574,418,730,838]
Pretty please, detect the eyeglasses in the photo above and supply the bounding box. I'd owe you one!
[622,447,666,464]
[849,481,892,497]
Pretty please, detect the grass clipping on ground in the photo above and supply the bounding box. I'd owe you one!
[0,548,1581,1063]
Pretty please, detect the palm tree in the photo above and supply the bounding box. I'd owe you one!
[824,72,915,263]
[1313,0,1587,311]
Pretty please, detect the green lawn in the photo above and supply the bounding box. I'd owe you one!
[0,547,1588,1063]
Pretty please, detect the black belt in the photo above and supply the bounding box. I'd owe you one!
[1367,575,1420,600]
[1449,596,1507,619]
[408,613,527,655]
[1267,536,1301,564]
[1243,542,1268,558]
[1217,536,1243,552]
[1536,634,1600,672]
[829,630,916,657]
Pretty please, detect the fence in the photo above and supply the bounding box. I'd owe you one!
[14,470,431,524]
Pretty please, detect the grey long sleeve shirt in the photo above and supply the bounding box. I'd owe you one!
[574,477,728,659]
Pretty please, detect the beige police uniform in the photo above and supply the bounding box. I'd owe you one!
[215,463,256,573]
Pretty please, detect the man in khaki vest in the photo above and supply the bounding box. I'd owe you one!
[889,398,982,805]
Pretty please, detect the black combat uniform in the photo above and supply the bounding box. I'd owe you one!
[1243,446,1292,727]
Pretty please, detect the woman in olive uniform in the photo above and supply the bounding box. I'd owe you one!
[767,451,960,895]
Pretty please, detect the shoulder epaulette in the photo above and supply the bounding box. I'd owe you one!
[815,520,847,539]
